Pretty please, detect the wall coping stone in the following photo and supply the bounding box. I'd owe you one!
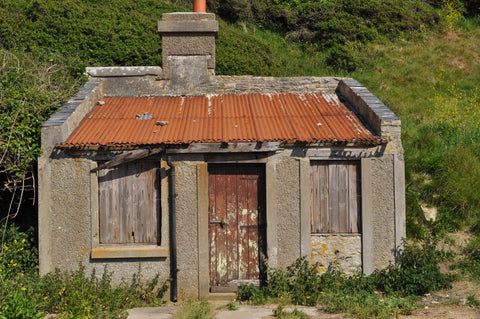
[336,79,401,137]
[86,66,163,77]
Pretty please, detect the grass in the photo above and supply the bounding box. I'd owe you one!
[352,19,480,238]
[172,299,215,319]
[216,301,239,311]
[273,305,310,319]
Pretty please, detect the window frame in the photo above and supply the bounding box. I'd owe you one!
[90,158,168,259]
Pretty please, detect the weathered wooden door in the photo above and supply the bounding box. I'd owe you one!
[208,164,266,292]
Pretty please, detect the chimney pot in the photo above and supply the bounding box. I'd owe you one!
[193,0,206,12]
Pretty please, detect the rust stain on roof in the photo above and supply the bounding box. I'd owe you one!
[59,93,386,149]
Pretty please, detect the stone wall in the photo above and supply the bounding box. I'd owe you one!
[311,234,362,275]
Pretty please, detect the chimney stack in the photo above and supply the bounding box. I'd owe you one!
[158,6,218,81]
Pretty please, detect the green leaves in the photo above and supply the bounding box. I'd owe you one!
[0,49,76,193]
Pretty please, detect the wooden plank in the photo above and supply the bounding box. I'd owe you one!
[151,163,160,243]
[226,169,238,283]
[91,147,163,172]
[109,166,120,244]
[246,167,259,280]
[319,163,329,233]
[122,162,132,243]
[217,167,225,285]
[98,169,109,243]
[134,162,145,243]
[237,167,249,280]
[205,153,268,163]
[216,167,228,286]
[310,164,319,233]
[348,162,359,233]
[338,162,348,232]
[329,163,339,233]
[166,142,281,154]
[91,245,168,259]
[208,168,217,289]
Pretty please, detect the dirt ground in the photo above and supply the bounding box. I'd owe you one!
[397,280,480,319]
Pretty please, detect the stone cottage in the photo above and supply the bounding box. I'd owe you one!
[39,4,405,300]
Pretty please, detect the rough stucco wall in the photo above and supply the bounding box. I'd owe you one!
[311,235,362,275]
[173,155,203,298]
[48,158,92,269]
[370,156,396,268]
[44,156,170,286]
[274,152,301,267]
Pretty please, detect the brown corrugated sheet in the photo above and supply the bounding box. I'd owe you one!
[59,93,386,149]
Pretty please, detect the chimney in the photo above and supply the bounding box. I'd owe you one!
[193,0,206,13]
[157,2,218,81]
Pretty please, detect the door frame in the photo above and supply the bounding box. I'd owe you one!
[197,158,275,298]
[207,163,267,292]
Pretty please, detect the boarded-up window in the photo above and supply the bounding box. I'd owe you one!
[311,160,361,233]
[98,160,160,244]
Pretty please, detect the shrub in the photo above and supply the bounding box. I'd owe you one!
[0,223,168,318]
[238,255,420,317]
[450,235,480,280]
[372,238,453,296]
[0,223,37,281]
[0,289,44,319]
[37,264,168,318]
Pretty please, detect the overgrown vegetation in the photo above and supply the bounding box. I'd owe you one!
[0,0,479,316]
[0,224,168,318]
[238,240,452,318]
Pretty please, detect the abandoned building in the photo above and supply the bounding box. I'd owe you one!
[39,1,405,300]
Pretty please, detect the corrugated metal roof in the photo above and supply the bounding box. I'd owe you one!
[59,93,386,149]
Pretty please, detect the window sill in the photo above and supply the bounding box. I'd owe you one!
[91,245,168,259]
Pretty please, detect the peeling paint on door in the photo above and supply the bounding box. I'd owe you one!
[208,164,266,292]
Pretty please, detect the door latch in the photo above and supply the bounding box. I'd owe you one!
[210,220,225,227]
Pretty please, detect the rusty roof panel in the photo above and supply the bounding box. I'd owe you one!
[60,93,386,148]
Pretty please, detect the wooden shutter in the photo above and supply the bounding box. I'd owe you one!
[311,160,361,233]
[98,160,160,244]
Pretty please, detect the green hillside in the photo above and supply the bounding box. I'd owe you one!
[1,0,479,240]
[0,0,480,315]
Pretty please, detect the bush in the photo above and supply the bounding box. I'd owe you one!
[372,238,453,296]
[37,264,168,317]
[0,223,37,281]
[237,255,421,317]
[239,241,452,314]
[216,22,280,76]
[0,223,168,318]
